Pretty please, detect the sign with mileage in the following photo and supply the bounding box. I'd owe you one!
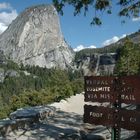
[84,105,140,132]
[84,105,114,127]
[84,76,140,104]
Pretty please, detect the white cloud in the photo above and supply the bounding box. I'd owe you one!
[120,34,126,39]
[89,45,97,49]
[0,10,18,25]
[102,34,127,46]
[0,22,7,34]
[74,44,96,52]
[0,3,17,34]
[73,45,84,52]
[0,2,12,10]
[132,17,140,22]
[102,36,119,46]
[74,34,127,51]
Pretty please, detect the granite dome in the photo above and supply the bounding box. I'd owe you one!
[0,4,74,69]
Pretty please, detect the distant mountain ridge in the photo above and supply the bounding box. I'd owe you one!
[74,30,140,75]
[76,30,140,56]
[103,30,140,52]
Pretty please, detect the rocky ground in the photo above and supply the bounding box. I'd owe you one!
[0,94,137,140]
[4,111,106,140]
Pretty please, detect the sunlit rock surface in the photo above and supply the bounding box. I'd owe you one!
[76,53,117,76]
[0,4,74,69]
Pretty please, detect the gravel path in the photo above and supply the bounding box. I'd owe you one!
[0,94,137,140]
[50,93,105,115]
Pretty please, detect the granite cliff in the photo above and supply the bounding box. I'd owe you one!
[0,4,74,69]
[0,4,140,75]
[75,53,117,76]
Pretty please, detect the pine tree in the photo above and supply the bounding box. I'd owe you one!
[115,39,140,76]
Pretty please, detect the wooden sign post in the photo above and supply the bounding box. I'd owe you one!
[112,77,121,140]
[84,76,140,140]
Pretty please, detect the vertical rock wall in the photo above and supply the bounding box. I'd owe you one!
[0,4,74,69]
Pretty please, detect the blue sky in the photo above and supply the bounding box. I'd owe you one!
[0,0,140,51]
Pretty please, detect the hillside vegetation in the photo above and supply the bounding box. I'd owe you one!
[0,62,84,119]
[0,38,140,119]
[115,39,140,76]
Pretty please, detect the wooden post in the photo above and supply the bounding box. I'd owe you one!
[111,77,121,140]
[111,127,120,140]
[111,103,121,140]
[136,105,140,138]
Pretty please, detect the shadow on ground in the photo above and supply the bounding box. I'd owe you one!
[5,110,106,140]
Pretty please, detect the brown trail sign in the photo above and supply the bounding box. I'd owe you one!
[84,105,140,132]
[84,75,140,139]
[84,76,140,104]
[84,105,114,127]
[119,109,140,131]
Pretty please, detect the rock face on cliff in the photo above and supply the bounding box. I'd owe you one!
[76,53,117,76]
[0,4,74,69]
